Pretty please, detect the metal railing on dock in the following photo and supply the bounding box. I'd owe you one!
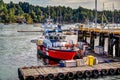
[18,62,120,80]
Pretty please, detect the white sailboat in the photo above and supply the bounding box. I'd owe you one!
[42,7,57,30]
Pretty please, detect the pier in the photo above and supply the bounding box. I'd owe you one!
[18,62,120,80]
[78,27,120,57]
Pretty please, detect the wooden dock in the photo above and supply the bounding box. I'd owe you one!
[18,62,120,80]
[17,30,44,32]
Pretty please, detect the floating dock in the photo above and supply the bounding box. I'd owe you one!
[18,62,120,80]
[17,29,74,32]
[17,30,44,32]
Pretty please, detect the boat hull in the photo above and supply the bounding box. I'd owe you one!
[37,45,77,64]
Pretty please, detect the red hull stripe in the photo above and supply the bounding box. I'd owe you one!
[48,49,76,60]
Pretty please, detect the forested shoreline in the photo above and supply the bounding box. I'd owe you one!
[0,0,120,24]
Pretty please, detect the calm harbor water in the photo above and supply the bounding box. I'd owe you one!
[0,24,120,80]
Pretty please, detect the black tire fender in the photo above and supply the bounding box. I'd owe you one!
[92,70,99,78]
[18,68,21,79]
[116,68,120,74]
[47,73,54,80]
[84,70,91,78]
[57,73,65,80]
[18,68,24,80]
[38,75,44,80]
[101,69,108,76]
[66,72,74,79]
[109,68,116,75]
[26,76,34,80]
[76,71,83,78]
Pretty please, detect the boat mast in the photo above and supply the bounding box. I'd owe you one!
[112,3,114,24]
[49,6,51,19]
[60,7,61,24]
[102,3,104,26]
[57,11,59,23]
[95,0,97,28]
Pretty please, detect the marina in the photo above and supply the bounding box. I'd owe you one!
[0,0,120,80]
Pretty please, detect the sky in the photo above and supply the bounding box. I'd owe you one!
[3,0,120,11]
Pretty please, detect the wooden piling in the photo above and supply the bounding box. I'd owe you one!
[115,38,119,57]
[108,33,114,56]
[78,30,87,42]
[115,36,120,57]
[99,33,105,47]
[90,32,95,49]
[119,37,120,57]
[78,30,83,42]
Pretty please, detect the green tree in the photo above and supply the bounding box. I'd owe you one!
[0,0,5,10]
[8,8,16,23]
[24,13,33,23]
[15,5,24,16]
[30,10,37,22]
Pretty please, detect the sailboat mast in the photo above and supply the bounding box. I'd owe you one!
[57,10,59,23]
[60,7,61,24]
[112,3,114,24]
[95,0,97,28]
[102,3,104,25]
[49,6,51,19]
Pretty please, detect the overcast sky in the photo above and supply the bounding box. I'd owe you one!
[3,0,120,11]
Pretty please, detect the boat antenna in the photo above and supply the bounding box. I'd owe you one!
[102,3,104,27]
[60,7,61,24]
[95,0,97,28]
[57,10,59,23]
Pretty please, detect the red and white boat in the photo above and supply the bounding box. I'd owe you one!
[36,28,79,64]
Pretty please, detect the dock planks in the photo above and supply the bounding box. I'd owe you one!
[18,62,120,80]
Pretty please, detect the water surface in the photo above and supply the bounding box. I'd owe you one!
[0,24,43,80]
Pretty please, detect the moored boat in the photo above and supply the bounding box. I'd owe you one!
[36,29,79,64]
